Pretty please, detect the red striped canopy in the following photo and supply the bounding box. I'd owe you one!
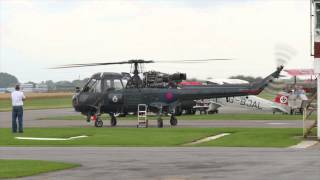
[284,69,315,76]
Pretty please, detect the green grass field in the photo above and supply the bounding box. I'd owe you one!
[38,113,311,121]
[0,97,72,112]
[0,159,79,179]
[0,128,303,147]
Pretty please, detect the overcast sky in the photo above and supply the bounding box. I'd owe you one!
[0,0,312,83]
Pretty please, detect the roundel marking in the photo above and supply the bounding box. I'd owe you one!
[279,96,288,104]
[165,92,174,101]
[112,95,118,103]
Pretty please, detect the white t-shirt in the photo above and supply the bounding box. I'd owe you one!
[11,90,26,106]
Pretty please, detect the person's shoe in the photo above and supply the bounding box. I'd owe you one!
[18,131,23,133]
[12,131,17,133]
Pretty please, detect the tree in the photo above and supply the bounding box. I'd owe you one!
[0,72,19,88]
[44,80,56,90]
[55,81,74,91]
[72,79,88,88]
[26,81,36,88]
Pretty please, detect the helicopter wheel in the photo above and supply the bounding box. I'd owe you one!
[94,119,103,127]
[110,116,117,127]
[170,116,177,126]
[157,117,163,128]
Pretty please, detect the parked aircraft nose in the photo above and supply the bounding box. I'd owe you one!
[72,93,79,109]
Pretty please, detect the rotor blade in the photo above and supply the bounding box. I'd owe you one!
[50,60,148,69]
[50,58,230,69]
[154,58,233,63]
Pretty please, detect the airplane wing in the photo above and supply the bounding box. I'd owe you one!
[271,104,290,114]
[208,101,223,112]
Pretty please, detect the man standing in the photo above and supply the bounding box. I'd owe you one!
[11,84,26,133]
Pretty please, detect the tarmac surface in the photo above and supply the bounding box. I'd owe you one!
[1,108,319,180]
[0,108,313,128]
[0,147,319,180]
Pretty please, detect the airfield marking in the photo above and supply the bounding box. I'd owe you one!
[185,133,230,145]
[289,141,319,149]
[15,135,88,141]
[266,122,290,125]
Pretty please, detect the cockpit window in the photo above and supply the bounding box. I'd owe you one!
[82,79,102,93]
[94,80,101,93]
[87,79,97,88]
[83,79,97,92]
[104,80,112,91]
[103,79,123,91]
[122,79,128,87]
[113,79,123,90]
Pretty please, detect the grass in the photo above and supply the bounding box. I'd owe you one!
[38,113,313,121]
[197,128,302,147]
[0,92,72,100]
[0,127,303,147]
[0,159,79,179]
[0,96,72,112]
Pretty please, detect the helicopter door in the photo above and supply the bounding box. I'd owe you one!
[103,79,124,107]
[124,88,143,111]
[79,79,103,110]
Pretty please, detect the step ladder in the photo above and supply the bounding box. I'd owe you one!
[137,104,148,128]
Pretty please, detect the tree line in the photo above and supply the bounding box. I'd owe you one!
[0,72,89,91]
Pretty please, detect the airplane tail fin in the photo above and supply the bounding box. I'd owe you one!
[248,66,284,95]
[273,92,289,105]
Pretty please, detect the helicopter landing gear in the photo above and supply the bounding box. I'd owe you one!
[156,105,164,128]
[170,115,177,126]
[86,114,91,122]
[157,117,163,128]
[94,117,104,127]
[110,113,117,127]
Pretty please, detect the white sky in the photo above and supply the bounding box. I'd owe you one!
[0,0,313,83]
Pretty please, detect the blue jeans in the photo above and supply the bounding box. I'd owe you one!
[12,106,23,133]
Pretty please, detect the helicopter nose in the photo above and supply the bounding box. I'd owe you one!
[72,94,80,108]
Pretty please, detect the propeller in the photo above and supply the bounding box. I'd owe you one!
[274,44,297,67]
[262,44,298,96]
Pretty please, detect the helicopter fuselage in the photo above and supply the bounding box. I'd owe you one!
[72,66,283,117]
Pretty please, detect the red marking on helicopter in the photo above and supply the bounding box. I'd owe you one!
[179,81,202,86]
[165,92,174,101]
[239,89,262,95]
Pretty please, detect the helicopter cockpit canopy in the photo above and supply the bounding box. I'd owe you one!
[82,72,124,93]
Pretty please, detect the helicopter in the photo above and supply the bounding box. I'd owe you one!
[53,59,284,128]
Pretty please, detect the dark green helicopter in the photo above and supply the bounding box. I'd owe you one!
[53,59,283,128]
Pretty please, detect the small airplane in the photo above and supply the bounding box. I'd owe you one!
[180,68,318,115]
[178,79,290,114]
[53,59,283,128]
[206,95,290,114]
